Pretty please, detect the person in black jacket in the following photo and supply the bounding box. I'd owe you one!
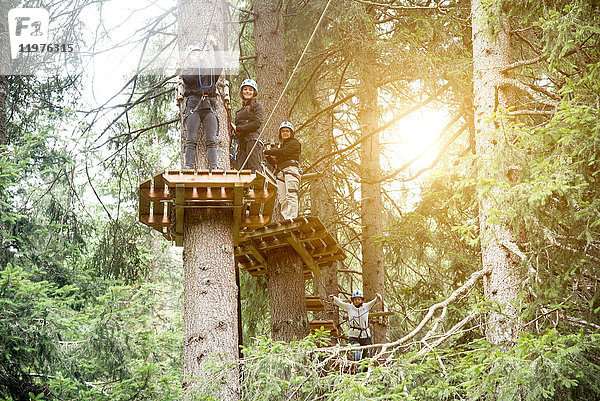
[264,121,301,220]
[233,78,264,173]
[180,35,222,170]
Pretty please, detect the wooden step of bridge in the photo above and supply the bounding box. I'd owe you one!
[138,169,276,246]
[234,216,345,279]
[306,294,325,312]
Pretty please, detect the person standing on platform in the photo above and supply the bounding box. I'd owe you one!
[233,79,264,173]
[329,290,382,362]
[264,121,301,220]
[180,35,222,170]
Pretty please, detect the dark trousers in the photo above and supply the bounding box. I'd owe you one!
[237,134,262,173]
[184,97,218,169]
[349,336,372,361]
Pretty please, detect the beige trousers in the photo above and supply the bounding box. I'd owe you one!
[276,166,300,220]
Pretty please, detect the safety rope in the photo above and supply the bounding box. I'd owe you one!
[238,0,334,172]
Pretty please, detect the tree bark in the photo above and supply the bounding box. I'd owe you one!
[252,0,288,135]
[309,104,339,324]
[178,1,239,398]
[472,0,522,344]
[254,0,309,342]
[356,8,387,344]
[358,75,386,344]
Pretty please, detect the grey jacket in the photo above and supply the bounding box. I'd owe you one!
[333,296,378,339]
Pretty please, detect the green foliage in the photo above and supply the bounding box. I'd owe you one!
[226,330,600,400]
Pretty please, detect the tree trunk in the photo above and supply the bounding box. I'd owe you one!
[472,0,521,344]
[253,0,288,135]
[254,0,309,342]
[355,7,386,343]
[310,106,339,324]
[358,76,386,344]
[178,1,239,398]
[182,210,239,398]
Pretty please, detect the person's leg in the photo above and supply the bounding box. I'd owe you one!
[349,337,362,362]
[200,109,218,169]
[282,167,300,219]
[276,171,286,210]
[245,139,263,173]
[361,337,373,359]
[183,100,201,168]
[236,136,248,171]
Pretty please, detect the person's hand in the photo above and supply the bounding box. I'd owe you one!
[376,293,382,301]
[328,294,334,301]
[206,35,217,47]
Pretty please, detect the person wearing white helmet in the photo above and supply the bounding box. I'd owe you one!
[329,290,382,362]
[233,78,264,172]
[264,121,302,220]
[180,35,223,170]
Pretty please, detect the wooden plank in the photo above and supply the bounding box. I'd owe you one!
[242,220,303,240]
[139,179,151,223]
[175,184,185,237]
[233,182,244,246]
[306,295,325,311]
[140,188,171,201]
[286,231,320,276]
[162,170,256,187]
[153,174,165,223]
[238,260,266,271]
[247,243,266,266]
[250,171,265,191]
[140,214,171,227]
[314,253,346,264]
[298,229,328,244]
[262,184,277,219]
[241,215,271,229]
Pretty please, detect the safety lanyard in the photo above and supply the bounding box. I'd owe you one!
[198,55,214,91]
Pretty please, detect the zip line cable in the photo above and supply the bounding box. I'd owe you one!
[238,0,334,172]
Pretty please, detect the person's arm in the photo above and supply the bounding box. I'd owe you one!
[279,139,301,160]
[236,102,264,133]
[329,295,352,312]
[364,293,382,311]
[264,145,282,157]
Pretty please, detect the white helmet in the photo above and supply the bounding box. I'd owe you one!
[240,78,258,94]
[351,289,363,299]
[279,121,295,135]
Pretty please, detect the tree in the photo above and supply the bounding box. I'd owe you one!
[177,0,239,397]
[471,0,522,344]
[356,5,387,344]
[253,0,309,342]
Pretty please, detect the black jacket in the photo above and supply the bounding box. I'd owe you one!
[181,67,221,97]
[235,101,264,137]
[264,137,301,171]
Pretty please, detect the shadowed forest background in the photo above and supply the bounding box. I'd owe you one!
[1,0,600,400]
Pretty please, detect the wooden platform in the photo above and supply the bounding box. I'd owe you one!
[138,169,276,246]
[234,216,345,278]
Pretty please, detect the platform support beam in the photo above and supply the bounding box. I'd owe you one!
[175,184,184,247]
[233,182,244,246]
[286,231,320,276]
